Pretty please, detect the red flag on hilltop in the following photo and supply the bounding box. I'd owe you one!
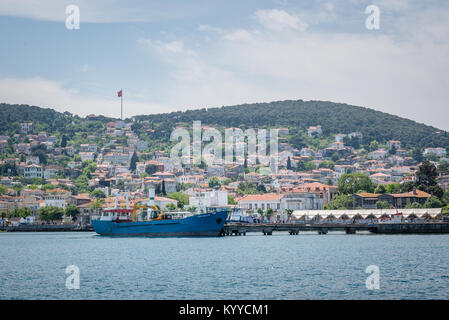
[117,90,122,97]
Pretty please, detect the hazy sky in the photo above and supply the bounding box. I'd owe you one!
[0,0,448,130]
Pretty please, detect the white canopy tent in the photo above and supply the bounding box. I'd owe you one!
[292,208,442,221]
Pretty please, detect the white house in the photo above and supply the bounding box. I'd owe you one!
[24,164,42,179]
[423,147,446,157]
[79,152,95,162]
[44,165,62,180]
[189,190,228,208]
[42,190,71,209]
[280,192,323,211]
[21,122,33,133]
[348,132,363,140]
[307,125,322,137]
[238,194,283,212]
[335,133,346,142]
[368,149,388,160]
[387,140,401,149]
[154,196,178,210]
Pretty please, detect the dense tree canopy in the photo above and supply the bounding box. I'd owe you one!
[338,173,374,195]
[38,206,64,222]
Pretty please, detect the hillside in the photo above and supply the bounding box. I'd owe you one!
[0,103,113,137]
[133,100,449,151]
[1,100,448,153]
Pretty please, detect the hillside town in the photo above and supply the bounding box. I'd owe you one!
[1,119,449,227]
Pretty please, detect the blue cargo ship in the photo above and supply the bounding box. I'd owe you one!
[92,206,229,237]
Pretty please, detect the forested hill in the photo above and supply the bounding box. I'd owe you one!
[0,100,448,152]
[134,100,449,151]
[0,103,113,136]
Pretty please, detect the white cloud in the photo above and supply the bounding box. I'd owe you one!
[254,9,308,31]
[2,3,449,131]
[223,29,254,41]
[138,39,195,56]
[198,24,223,34]
[0,77,168,118]
[0,0,208,23]
[137,6,449,130]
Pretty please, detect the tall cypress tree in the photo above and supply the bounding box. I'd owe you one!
[129,151,138,172]
[161,180,167,196]
[287,156,292,170]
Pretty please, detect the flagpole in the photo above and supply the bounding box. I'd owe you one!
[120,88,123,120]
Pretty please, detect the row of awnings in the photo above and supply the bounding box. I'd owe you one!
[292,208,442,220]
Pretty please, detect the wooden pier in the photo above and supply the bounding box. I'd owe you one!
[222,222,449,236]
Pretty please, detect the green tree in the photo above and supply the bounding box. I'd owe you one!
[145,164,159,175]
[285,208,293,221]
[338,173,374,195]
[7,207,31,219]
[405,202,422,209]
[438,161,449,172]
[415,160,438,192]
[423,197,443,208]
[89,199,104,209]
[374,185,386,194]
[286,157,292,170]
[0,185,8,194]
[396,182,413,193]
[129,151,138,172]
[376,200,393,209]
[165,203,176,211]
[368,140,379,152]
[227,195,237,205]
[61,135,68,148]
[208,176,221,189]
[389,145,397,155]
[65,205,80,222]
[167,191,189,208]
[265,207,274,221]
[91,189,106,199]
[331,152,340,162]
[161,180,166,196]
[442,189,449,206]
[38,206,64,222]
[323,194,353,209]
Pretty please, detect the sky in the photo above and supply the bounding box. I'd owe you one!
[0,0,448,130]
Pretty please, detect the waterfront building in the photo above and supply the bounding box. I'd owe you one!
[291,208,442,223]
[238,193,283,212]
[353,189,431,209]
[189,190,228,208]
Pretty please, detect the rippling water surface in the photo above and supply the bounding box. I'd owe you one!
[1,232,448,299]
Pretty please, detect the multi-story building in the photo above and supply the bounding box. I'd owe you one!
[21,122,33,133]
[423,147,446,158]
[17,143,31,155]
[238,194,283,212]
[353,189,431,209]
[42,189,72,209]
[24,164,42,179]
[307,125,322,137]
[387,140,401,149]
[189,190,228,208]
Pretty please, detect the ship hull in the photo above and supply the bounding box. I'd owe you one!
[92,210,228,237]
